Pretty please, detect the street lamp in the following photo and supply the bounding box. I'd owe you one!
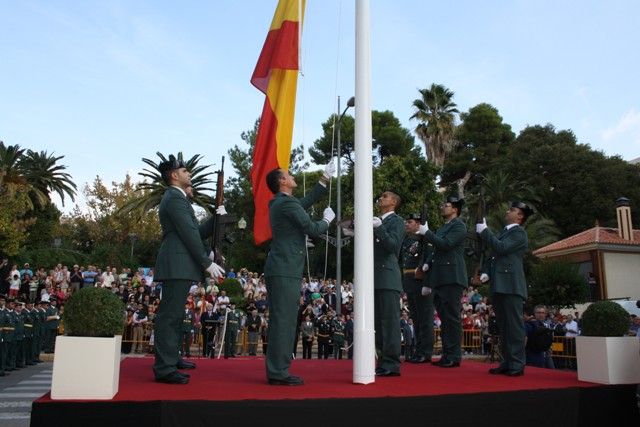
[128,233,138,264]
[335,95,355,315]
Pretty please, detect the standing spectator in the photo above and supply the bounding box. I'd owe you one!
[8,273,21,298]
[20,263,33,280]
[477,201,532,377]
[564,314,580,337]
[132,304,148,353]
[316,313,333,359]
[417,196,467,368]
[82,266,98,288]
[525,304,555,369]
[69,265,83,293]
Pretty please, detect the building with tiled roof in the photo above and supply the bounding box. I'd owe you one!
[533,198,640,300]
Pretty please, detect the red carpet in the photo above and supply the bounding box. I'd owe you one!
[37,356,598,402]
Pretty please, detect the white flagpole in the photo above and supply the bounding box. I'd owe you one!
[353,0,375,385]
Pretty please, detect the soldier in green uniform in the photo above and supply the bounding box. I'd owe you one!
[331,314,346,359]
[417,196,467,368]
[33,300,45,363]
[477,201,532,377]
[223,302,241,358]
[402,213,435,364]
[13,301,25,368]
[372,191,405,377]
[44,297,60,353]
[181,303,195,357]
[5,298,17,370]
[153,156,225,384]
[316,313,333,359]
[0,294,8,376]
[263,163,335,385]
[22,300,35,365]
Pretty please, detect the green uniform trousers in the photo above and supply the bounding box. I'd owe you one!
[153,279,191,378]
[433,284,463,364]
[265,276,300,380]
[492,293,525,372]
[406,284,434,359]
[375,289,401,373]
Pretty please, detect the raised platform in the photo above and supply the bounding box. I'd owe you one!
[31,357,639,427]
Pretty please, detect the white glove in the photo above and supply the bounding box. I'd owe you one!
[322,207,336,224]
[216,205,227,215]
[476,217,487,234]
[372,217,382,228]
[422,263,429,272]
[208,251,215,261]
[416,222,429,235]
[322,159,336,180]
[480,273,489,283]
[421,286,432,296]
[56,315,61,320]
[206,262,225,280]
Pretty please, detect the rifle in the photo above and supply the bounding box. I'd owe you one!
[472,175,487,285]
[414,200,430,280]
[211,156,226,268]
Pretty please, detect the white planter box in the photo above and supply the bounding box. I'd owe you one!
[575,336,640,385]
[51,335,122,400]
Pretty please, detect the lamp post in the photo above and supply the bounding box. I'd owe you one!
[335,95,355,316]
[128,233,138,264]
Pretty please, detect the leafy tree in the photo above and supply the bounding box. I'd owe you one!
[410,83,459,168]
[19,149,77,207]
[441,103,515,186]
[309,110,414,168]
[528,261,589,309]
[503,125,640,237]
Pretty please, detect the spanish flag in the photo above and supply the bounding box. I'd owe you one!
[250,0,305,245]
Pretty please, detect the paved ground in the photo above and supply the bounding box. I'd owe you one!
[0,360,53,427]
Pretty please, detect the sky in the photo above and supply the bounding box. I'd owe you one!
[1,1,639,214]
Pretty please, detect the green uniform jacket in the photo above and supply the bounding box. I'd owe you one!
[155,187,216,282]
[423,218,468,288]
[480,225,529,299]
[22,309,34,339]
[264,183,328,279]
[45,306,59,330]
[14,311,24,340]
[401,234,423,292]
[373,213,405,291]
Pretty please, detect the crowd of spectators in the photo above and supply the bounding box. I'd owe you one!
[2,258,638,366]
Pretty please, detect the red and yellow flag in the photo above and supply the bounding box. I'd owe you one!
[250,0,305,244]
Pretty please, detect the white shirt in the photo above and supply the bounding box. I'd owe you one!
[565,320,580,337]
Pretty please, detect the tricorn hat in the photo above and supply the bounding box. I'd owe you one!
[446,196,464,213]
[511,201,534,221]
[406,213,422,222]
[158,155,186,175]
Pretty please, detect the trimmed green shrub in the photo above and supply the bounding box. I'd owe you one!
[581,300,630,337]
[64,287,125,337]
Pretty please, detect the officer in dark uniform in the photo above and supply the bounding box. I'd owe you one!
[181,303,195,357]
[44,297,60,353]
[246,309,262,356]
[373,191,405,377]
[200,302,217,357]
[5,297,17,371]
[477,201,533,377]
[33,300,45,363]
[22,300,35,365]
[402,213,435,364]
[14,301,25,368]
[417,196,468,368]
[224,302,241,358]
[0,294,8,376]
[331,314,346,359]
[316,313,333,359]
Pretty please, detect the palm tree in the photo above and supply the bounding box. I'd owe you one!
[19,149,77,207]
[118,152,215,221]
[0,141,27,189]
[410,84,459,168]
